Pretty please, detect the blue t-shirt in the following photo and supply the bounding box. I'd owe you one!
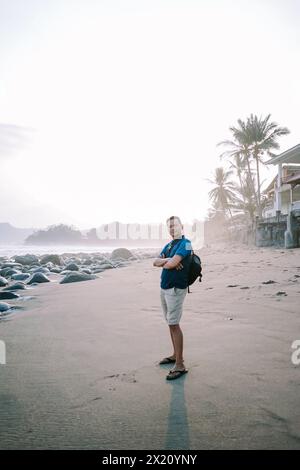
[160,235,192,289]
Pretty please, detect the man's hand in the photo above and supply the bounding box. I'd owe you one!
[162,253,182,269]
[162,254,184,270]
[175,262,183,270]
[153,254,170,267]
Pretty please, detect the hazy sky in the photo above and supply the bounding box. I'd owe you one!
[0,0,299,229]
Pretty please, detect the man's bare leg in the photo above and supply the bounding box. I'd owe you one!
[168,328,176,359]
[169,324,185,369]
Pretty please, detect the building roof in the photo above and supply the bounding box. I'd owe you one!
[265,143,300,165]
[284,171,300,186]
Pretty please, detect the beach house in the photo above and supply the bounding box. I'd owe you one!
[256,144,300,248]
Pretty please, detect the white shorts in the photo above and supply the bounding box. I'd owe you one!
[160,287,188,325]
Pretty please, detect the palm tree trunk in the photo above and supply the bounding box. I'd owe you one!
[254,150,262,218]
[245,152,259,213]
[237,170,246,203]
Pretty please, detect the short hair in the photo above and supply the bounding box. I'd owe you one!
[166,215,182,225]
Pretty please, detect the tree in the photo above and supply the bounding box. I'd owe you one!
[218,118,258,210]
[218,114,290,218]
[245,114,290,217]
[229,173,258,227]
[207,167,236,218]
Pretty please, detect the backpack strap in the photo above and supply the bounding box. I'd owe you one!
[166,237,182,257]
[187,249,194,294]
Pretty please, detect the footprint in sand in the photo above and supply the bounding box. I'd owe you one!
[69,395,103,410]
[142,306,160,312]
[103,371,137,384]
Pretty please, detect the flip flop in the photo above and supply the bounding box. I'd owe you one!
[159,356,176,365]
[166,369,188,380]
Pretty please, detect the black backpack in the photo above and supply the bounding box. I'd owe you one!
[165,239,202,293]
[187,250,202,293]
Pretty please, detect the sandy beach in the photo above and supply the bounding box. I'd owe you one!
[0,244,300,450]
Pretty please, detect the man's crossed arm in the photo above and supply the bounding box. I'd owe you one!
[153,253,183,270]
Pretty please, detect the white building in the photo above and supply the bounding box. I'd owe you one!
[256,144,300,248]
[263,144,300,218]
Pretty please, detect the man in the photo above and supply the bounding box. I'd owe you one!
[153,216,192,380]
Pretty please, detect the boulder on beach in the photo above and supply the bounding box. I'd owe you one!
[0,275,9,287]
[27,272,51,285]
[81,268,92,274]
[49,267,62,274]
[0,291,20,300]
[3,282,26,291]
[110,248,133,261]
[59,272,97,284]
[93,268,105,273]
[0,262,23,269]
[14,254,39,266]
[31,267,50,274]
[64,263,80,271]
[11,273,31,281]
[98,263,114,269]
[40,254,62,266]
[0,302,11,313]
[0,268,21,278]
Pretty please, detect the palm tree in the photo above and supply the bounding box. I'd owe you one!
[218,114,290,218]
[207,167,236,218]
[229,173,258,227]
[227,152,248,204]
[217,119,258,209]
[245,114,290,217]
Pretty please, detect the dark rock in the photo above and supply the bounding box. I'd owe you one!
[0,262,23,269]
[14,254,39,265]
[3,282,26,291]
[0,291,20,300]
[0,275,9,287]
[0,268,21,277]
[93,268,105,273]
[110,248,133,261]
[98,263,114,269]
[40,254,62,265]
[65,263,79,271]
[11,273,31,281]
[31,267,50,274]
[49,267,62,274]
[0,302,11,312]
[81,268,92,274]
[60,272,97,284]
[27,272,50,285]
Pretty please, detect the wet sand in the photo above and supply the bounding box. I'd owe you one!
[0,244,300,449]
